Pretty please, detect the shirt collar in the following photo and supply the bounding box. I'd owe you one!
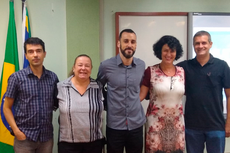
[116,54,136,66]
[25,66,50,77]
[62,75,74,86]
[62,75,97,88]
[192,54,214,65]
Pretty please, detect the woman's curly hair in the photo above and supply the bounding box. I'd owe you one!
[153,35,183,60]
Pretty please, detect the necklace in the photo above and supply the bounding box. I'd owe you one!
[159,64,175,76]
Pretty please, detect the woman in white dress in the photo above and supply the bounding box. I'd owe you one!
[140,36,185,153]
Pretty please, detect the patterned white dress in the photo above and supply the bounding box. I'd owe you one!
[142,64,185,153]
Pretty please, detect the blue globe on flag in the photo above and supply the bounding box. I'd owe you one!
[1,94,14,131]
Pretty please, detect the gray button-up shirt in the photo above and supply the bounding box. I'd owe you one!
[97,54,146,130]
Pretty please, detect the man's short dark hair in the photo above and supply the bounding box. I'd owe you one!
[24,37,45,54]
[153,35,183,60]
[119,29,136,40]
[193,30,212,43]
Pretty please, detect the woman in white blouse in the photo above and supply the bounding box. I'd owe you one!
[57,54,104,153]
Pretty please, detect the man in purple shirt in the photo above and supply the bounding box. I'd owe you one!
[3,37,58,153]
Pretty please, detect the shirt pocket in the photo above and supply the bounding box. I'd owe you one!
[42,83,54,99]
[128,78,140,93]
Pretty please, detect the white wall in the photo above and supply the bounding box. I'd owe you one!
[0,0,67,80]
[102,0,230,60]
[0,0,67,153]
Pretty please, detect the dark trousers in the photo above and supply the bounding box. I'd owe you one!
[58,139,104,153]
[106,126,143,153]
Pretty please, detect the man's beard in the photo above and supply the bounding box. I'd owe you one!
[120,47,135,59]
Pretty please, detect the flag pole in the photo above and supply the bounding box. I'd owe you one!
[22,0,25,19]
[22,0,30,68]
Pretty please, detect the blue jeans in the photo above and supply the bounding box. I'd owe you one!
[185,128,225,153]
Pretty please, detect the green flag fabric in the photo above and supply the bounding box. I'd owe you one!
[0,1,19,153]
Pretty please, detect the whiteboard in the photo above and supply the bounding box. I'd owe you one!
[116,12,188,113]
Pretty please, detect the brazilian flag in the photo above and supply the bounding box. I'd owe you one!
[0,0,19,152]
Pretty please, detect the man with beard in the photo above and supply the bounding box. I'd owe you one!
[97,29,146,153]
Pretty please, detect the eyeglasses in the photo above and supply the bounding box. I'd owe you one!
[170,77,175,90]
